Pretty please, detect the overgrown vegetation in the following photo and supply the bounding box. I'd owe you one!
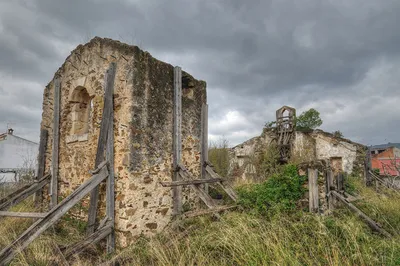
[264,107,323,131]
[2,183,399,265]
[295,108,323,131]
[257,142,282,178]
[208,137,230,177]
[332,130,344,138]
[237,164,307,215]
[1,152,400,265]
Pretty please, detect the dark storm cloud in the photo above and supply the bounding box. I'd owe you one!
[0,0,399,145]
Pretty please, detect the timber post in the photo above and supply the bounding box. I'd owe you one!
[50,77,61,208]
[35,129,48,207]
[105,77,116,254]
[326,169,334,211]
[87,62,116,234]
[308,168,319,213]
[201,103,209,193]
[173,66,182,215]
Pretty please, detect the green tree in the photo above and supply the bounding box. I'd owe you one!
[295,108,323,130]
[332,130,343,138]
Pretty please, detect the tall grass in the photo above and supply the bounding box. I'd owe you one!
[1,177,399,265]
[110,210,399,266]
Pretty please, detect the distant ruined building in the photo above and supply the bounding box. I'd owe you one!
[229,106,366,180]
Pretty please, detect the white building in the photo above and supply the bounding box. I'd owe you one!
[0,129,39,182]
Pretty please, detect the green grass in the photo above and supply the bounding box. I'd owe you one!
[110,210,400,266]
[0,177,399,265]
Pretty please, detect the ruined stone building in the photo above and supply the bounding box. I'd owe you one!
[40,37,206,246]
[230,107,366,180]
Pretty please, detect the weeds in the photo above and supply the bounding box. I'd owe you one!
[237,164,307,216]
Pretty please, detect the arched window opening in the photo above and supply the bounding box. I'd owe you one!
[69,86,91,136]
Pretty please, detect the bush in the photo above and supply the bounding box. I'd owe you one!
[237,164,307,215]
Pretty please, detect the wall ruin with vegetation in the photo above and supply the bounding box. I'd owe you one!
[40,37,206,247]
[229,129,365,180]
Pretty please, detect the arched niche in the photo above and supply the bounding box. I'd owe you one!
[69,86,91,137]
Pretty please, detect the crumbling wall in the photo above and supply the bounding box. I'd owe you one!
[311,131,359,174]
[292,131,316,163]
[229,130,275,180]
[40,37,206,247]
[229,129,365,180]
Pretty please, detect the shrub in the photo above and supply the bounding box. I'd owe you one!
[237,164,307,215]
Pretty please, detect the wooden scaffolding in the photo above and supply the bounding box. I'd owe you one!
[0,63,117,265]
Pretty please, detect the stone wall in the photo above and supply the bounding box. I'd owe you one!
[229,129,365,179]
[40,37,206,247]
[229,130,275,180]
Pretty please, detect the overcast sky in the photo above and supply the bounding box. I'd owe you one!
[1,0,399,147]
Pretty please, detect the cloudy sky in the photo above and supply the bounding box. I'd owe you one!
[1,0,399,147]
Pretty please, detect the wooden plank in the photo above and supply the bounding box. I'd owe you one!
[160,178,225,187]
[87,62,116,234]
[0,165,109,265]
[0,211,47,219]
[172,66,182,215]
[331,191,392,237]
[51,78,61,208]
[106,85,115,254]
[183,205,237,218]
[178,168,216,209]
[0,184,32,206]
[64,223,112,258]
[205,165,238,202]
[308,168,319,213]
[36,129,48,206]
[326,170,334,210]
[0,174,51,211]
[200,103,209,193]
[337,173,344,192]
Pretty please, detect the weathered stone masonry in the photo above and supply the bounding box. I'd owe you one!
[40,37,206,247]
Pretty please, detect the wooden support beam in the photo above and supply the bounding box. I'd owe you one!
[308,168,319,213]
[326,170,334,210]
[173,66,182,215]
[0,174,51,211]
[160,178,225,187]
[87,62,116,234]
[0,211,47,219]
[64,222,113,258]
[205,165,238,202]
[331,191,392,238]
[51,78,61,208]
[178,168,217,209]
[36,129,48,206]
[0,165,109,265]
[337,172,344,192]
[200,103,209,193]
[0,184,31,206]
[105,84,115,254]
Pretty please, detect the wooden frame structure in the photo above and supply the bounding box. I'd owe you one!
[306,162,392,238]
[0,63,117,265]
[161,67,237,218]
